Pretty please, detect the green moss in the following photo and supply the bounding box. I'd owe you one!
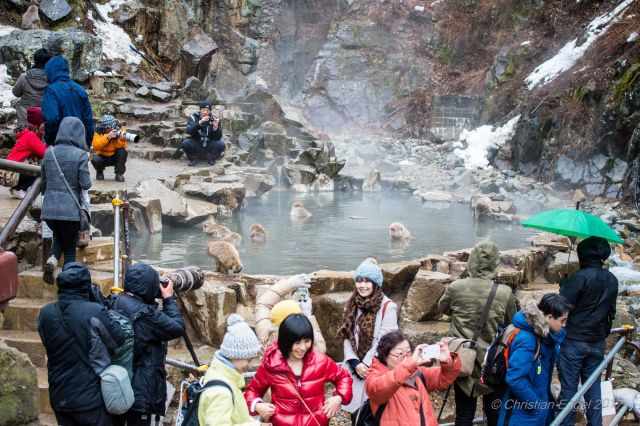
[436,45,454,65]
[613,62,640,103]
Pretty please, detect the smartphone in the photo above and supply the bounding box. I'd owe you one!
[419,344,441,361]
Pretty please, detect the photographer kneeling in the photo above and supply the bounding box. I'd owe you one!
[180,100,224,167]
[112,263,185,426]
[92,114,138,182]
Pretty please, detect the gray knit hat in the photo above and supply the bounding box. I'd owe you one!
[219,314,261,360]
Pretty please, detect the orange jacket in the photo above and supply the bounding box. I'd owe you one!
[365,354,461,426]
[92,132,127,157]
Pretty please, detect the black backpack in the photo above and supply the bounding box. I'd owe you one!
[178,379,234,426]
[480,325,540,387]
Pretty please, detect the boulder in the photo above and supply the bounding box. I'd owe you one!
[39,0,72,22]
[444,249,472,262]
[610,356,640,390]
[90,203,116,236]
[136,179,188,221]
[527,233,570,252]
[312,291,352,360]
[400,271,452,323]
[261,122,294,156]
[184,197,223,224]
[544,252,580,284]
[500,248,548,286]
[183,76,204,100]
[177,281,238,346]
[150,88,172,102]
[403,321,451,348]
[416,191,454,203]
[130,198,163,234]
[284,164,317,186]
[419,255,451,274]
[309,270,354,295]
[179,29,218,83]
[0,29,102,82]
[381,260,421,294]
[181,181,246,210]
[0,341,38,425]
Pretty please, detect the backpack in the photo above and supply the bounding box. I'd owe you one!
[480,324,541,387]
[105,309,136,380]
[176,379,234,426]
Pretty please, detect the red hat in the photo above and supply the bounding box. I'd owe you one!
[27,106,44,126]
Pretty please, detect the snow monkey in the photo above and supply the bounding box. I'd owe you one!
[249,223,267,243]
[388,222,412,240]
[290,201,312,219]
[21,0,41,30]
[207,240,243,274]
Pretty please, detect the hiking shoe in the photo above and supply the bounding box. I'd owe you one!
[96,171,104,180]
[9,189,26,199]
[43,255,57,285]
[207,159,215,166]
[115,174,125,182]
[188,159,197,167]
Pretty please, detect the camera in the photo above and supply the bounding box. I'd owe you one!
[159,267,205,293]
[117,130,140,144]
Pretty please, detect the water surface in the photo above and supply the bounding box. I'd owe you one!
[131,191,535,275]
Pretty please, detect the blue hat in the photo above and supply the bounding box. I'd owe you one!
[353,259,383,287]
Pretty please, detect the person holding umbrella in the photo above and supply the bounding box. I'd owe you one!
[556,237,618,425]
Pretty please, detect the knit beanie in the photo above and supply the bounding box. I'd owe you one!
[97,114,119,132]
[353,258,384,287]
[219,314,261,360]
[271,300,302,326]
[27,106,44,127]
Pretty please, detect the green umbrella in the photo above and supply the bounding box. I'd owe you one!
[521,208,623,244]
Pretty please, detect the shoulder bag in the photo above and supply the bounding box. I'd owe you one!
[50,147,91,247]
[447,281,499,377]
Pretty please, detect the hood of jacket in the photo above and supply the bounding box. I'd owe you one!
[57,262,91,299]
[44,55,70,84]
[203,356,245,390]
[261,341,318,375]
[467,240,499,279]
[577,236,611,268]
[25,68,48,90]
[124,263,160,304]
[513,300,549,337]
[55,116,87,150]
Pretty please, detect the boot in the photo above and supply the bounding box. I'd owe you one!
[115,174,125,182]
[42,238,52,269]
[43,255,57,285]
[96,170,104,180]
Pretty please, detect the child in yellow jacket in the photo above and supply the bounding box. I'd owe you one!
[91,114,134,182]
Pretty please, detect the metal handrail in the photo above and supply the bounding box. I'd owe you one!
[0,159,41,176]
[0,177,42,248]
[610,405,630,426]
[551,336,628,426]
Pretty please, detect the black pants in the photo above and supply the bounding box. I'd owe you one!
[12,174,36,191]
[454,383,502,426]
[55,407,112,426]
[92,149,128,175]
[113,412,160,426]
[181,138,225,162]
[46,220,80,264]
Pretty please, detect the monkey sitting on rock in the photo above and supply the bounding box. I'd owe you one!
[21,0,41,30]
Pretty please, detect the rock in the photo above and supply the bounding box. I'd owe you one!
[312,291,351,360]
[610,356,640,390]
[136,86,150,97]
[544,252,580,284]
[150,88,172,102]
[136,179,188,221]
[130,198,163,234]
[381,260,421,295]
[0,341,38,425]
[500,248,548,286]
[39,0,72,22]
[363,170,381,192]
[419,255,451,274]
[0,29,102,82]
[400,271,452,323]
[183,76,204,100]
[284,164,317,186]
[90,203,116,236]
[179,29,218,83]
[261,121,293,156]
[528,233,571,252]
[402,321,451,348]
[181,181,246,210]
[177,281,238,346]
[417,191,454,203]
[240,172,275,198]
[444,249,472,262]
[309,270,354,295]
[184,197,223,224]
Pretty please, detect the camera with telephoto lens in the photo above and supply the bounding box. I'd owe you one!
[159,267,205,293]
[117,130,140,144]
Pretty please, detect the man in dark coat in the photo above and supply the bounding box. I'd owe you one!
[179,100,224,166]
[112,263,185,426]
[557,236,619,426]
[37,262,124,426]
[41,55,94,147]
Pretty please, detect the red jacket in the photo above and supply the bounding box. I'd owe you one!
[8,129,47,162]
[366,355,461,426]
[244,344,353,426]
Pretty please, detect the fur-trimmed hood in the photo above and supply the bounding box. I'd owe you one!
[513,300,549,337]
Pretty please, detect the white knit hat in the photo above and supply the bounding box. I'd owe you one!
[219,314,261,360]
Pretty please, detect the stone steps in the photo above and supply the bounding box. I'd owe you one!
[37,367,52,415]
[39,413,57,425]
[0,330,46,368]
[2,298,50,332]
[128,142,177,161]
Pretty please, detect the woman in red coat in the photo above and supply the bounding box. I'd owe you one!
[245,313,353,426]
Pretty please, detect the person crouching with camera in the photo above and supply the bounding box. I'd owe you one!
[111,263,185,426]
[180,100,224,167]
[92,114,138,182]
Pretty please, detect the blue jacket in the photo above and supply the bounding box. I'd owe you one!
[498,306,566,426]
[41,56,95,147]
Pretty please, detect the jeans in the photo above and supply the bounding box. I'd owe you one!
[181,137,225,163]
[92,148,128,175]
[55,407,112,426]
[113,412,160,426]
[454,383,502,426]
[12,174,36,191]
[557,338,606,426]
[46,220,80,264]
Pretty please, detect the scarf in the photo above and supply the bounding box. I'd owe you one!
[337,286,384,360]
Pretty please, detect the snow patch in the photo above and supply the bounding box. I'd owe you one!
[0,64,17,108]
[0,24,18,37]
[414,5,425,12]
[525,0,635,90]
[521,40,531,46]
[88,0,141,65]
[454,115,521,169]
[628,32,639,42]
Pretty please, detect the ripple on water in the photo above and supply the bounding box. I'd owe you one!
[131,191,536,275]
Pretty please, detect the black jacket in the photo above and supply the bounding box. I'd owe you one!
[186,112,222,145]
[37,263,123,413]
[113,263,185,415]
[560,237,618,342]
